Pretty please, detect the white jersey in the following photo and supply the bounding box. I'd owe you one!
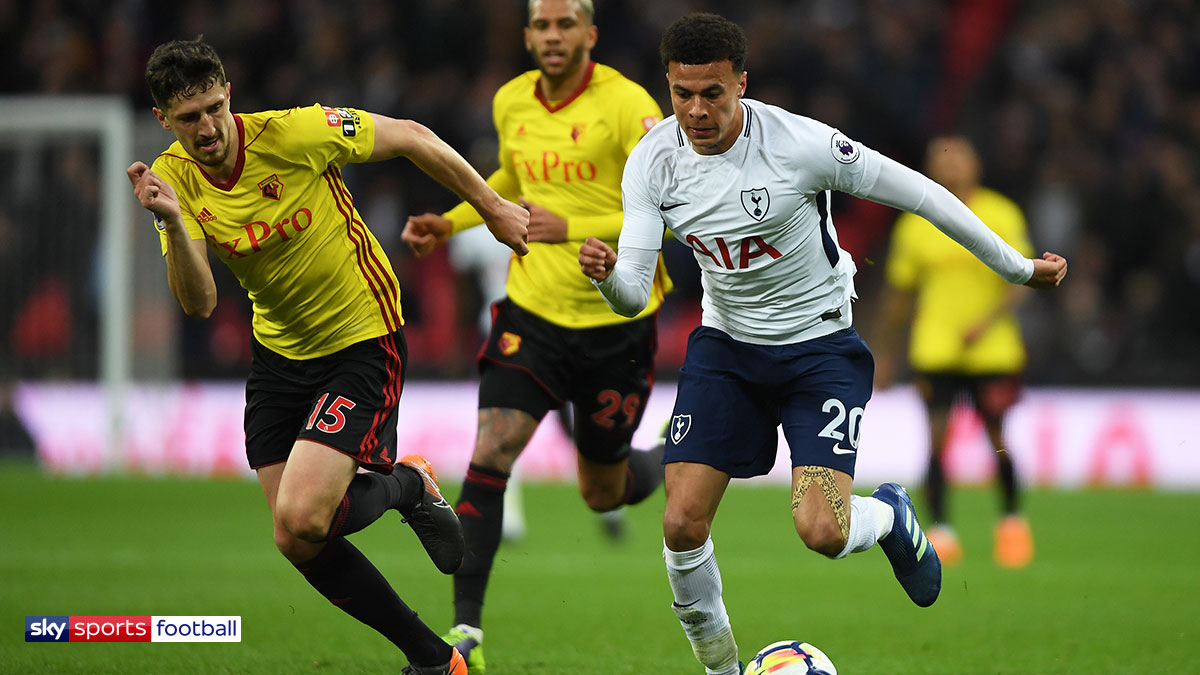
[606,98,1033,345]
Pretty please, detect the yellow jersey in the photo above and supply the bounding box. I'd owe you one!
[442,62,672,329]
[152,104,402,359]
[885,187,1033,374]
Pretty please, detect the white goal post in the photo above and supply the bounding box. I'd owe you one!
[0,96,134,469]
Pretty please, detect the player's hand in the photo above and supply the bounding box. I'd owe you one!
[520,197,567,244]
[402,213,453,258]
[579,236,616,282]
[1024,252,1067,289]
[126,161,182,224]
[483,200,530,256]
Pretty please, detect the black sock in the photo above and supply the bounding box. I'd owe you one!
[996,450,1019,515]
[294,537,450,667]
[925,452,947,524]
[327,469,421,539]
[623,444,665,505]
[452,463,508,628]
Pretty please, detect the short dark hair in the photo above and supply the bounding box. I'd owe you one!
[659,13,748,73]
[145,37,226,111]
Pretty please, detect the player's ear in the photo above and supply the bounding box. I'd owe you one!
[152,107,170,131]
[585,24,597,50]
[737,71,747,98]
[524,26,533,52]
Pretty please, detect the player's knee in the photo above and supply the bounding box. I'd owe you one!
[794,516,846,558]
[276,502,330,544]
[580,481,624,512]
[471,436,525,473]
[663,508,709,551]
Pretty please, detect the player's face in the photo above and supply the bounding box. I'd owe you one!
[925,136,981,194]
[154,81,236,170]
[667,60,747,155]
[525,0,597,81]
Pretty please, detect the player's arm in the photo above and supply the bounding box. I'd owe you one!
[872,283,914,391]
[126,162,216,319]
[369,113,529,256]
[858,154,1066,288]
[579,239,659,317]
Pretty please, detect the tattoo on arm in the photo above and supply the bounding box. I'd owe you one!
[791,466,849,540]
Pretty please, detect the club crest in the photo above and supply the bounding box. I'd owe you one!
[498,331,522,356]
[670,414,692,444]
[258,174,283,200]
[740,188,769,221]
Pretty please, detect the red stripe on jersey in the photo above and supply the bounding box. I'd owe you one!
[359,333,403,459]
[322,169,399,332]
[535,60,595,113]
[330,166,402,320]
[327,167,402,329]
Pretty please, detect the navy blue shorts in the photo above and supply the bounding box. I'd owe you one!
[664,326,873,478]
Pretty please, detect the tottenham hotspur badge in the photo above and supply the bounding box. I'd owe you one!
[740,188,770,221]
[670,414,692,444]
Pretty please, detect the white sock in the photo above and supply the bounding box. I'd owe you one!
[836,495,896,559]
[664,538,739,674]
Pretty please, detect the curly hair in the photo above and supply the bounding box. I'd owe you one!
[659,13,748,73]
[145,37,226,111]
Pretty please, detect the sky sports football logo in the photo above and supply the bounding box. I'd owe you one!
[25,616,240,643]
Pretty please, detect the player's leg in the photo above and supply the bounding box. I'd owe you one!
[259,447,459,670]
[976,375,1033,568]
[446,300,572,672]
[571,313,664,513]
[559,403,630,540]
[249,332,462,672]
[659,327,781,675]
[915,373,962,565]
[663,462,740,675]
[783,329,939,607]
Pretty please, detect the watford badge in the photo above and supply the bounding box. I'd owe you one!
[498,331,522,356]
[258,174,283,200]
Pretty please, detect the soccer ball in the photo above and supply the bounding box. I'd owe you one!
[743,640,837,675]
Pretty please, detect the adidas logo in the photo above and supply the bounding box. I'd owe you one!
[903,504,930,560]
[196,207,217,223]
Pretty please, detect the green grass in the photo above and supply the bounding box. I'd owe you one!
[2,461,1198,674]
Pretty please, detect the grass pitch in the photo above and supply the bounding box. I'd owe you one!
[2,461,1198,674]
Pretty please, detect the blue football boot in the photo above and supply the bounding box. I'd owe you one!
[872,482,941,607]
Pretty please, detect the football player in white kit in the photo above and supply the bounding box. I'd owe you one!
[579,13,1067,675]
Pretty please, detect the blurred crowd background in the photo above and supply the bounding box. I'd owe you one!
[1,0,1198,387]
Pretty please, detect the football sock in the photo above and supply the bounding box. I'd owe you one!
[996,449,1019,514]
[327,469,421,539]
[836,494,896,558]
[452,462,509,628]
[664,538,739,675]
[925,452,947,523]
[294,537,451,667]
[623,443,666,505]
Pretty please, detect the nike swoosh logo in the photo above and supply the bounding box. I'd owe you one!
[431,497,452,509]
[832,443,856,455]
[672,598,701,608]
[659,202,688,211]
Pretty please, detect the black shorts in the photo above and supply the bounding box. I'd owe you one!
[477,298,656,465]
[244,330,407,472]
[914,371,1022,423]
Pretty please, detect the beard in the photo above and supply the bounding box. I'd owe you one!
[534,43,586,84]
